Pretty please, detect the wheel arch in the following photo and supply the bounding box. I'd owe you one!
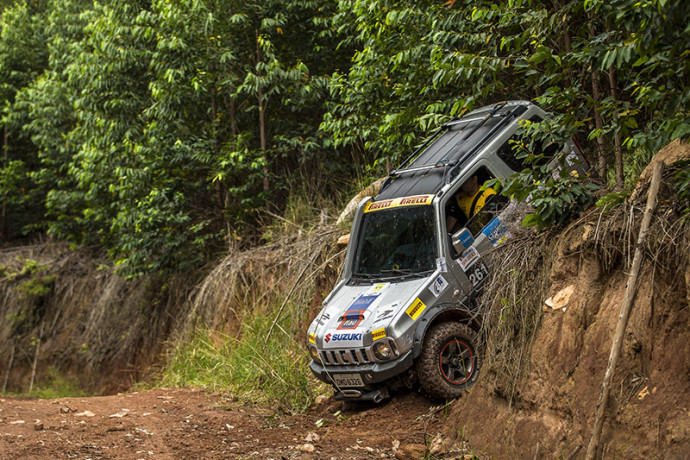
[411,301,482,359]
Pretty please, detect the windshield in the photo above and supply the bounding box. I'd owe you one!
[353,205,437,278]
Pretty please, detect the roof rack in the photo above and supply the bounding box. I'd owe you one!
[444,103,527,183]
[389,102,509,179]
[377,101,529,197]
[392,125,448,174]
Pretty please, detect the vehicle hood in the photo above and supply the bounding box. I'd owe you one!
[310,277,429,347]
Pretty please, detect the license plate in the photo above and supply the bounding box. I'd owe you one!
[332,373,364,388]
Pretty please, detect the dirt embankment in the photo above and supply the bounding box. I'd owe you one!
[0,244,195,394]
[0,224,341,395]
[442,146,690,459]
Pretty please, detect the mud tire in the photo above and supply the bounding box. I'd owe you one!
[416,322,482,400]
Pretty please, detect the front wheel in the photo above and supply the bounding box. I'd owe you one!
[416,322,482,400]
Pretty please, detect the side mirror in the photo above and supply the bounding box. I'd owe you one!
[451,228,474,256]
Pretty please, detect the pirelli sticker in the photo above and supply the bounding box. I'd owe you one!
[364,195,434,213]
[308,332,316,344]
[405,298,427,321]
[372,328,386,341]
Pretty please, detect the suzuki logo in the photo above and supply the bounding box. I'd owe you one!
[325,333,332,343]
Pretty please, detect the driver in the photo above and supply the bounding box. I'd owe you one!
[446,173,497,232]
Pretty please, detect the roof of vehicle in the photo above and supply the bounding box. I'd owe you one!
[376,101,533,200]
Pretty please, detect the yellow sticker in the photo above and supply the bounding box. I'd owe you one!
[364,195,434,213]
[308,332,316,344]
[372,328,386,341]
[405,298,427,321]
[372,283,387,292]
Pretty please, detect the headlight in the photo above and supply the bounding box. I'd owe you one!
[373,341,392,361]
[309,346,322,363]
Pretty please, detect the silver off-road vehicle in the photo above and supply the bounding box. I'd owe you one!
[307,101,590,402]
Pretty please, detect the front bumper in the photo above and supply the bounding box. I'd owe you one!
[309,349,415,386]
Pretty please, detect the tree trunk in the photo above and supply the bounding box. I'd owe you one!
[585,162,664,460]
[29,321,45,393]
[608,66,624,189]
[2,126,8,241]
[256,31,269,192]
[210,70,224,210]
[588,20,608,179]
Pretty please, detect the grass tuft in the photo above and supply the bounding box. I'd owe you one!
[157,309,329,413]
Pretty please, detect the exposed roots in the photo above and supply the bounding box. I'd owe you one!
[480,230,556,405]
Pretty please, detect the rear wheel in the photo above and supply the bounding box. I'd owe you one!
[417,322,481,400]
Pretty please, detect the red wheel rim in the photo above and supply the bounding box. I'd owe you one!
[439,339,474,385]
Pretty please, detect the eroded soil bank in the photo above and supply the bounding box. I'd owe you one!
[440,193,690,459]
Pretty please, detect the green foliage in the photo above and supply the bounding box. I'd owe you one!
[7,366,87,399]
[673,160,690,220]
[1,0,689,264]
[596,191,629,211]
[10,258,56,300]
[492,128,599,229]
[324,0,689,227]
[18,274,56,298]
[519,178,598,230]
[158,312,327,413]
[0,0,350,275]
[606,146,654,190]
[0,1,51,237]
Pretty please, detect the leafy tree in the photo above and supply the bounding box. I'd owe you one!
[0,1,49,239]
[324,0,690,227]
[13,0,93,238]
[15,0,347,275]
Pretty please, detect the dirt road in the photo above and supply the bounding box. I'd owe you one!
[0,388,469,459]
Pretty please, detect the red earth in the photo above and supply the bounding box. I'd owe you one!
[0,388,472,459]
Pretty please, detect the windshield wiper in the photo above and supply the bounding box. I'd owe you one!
[380,268,413,275]
[351,273,380,281]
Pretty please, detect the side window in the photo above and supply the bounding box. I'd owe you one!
[497,134,529,172]
[445,166,507,237]
[496,115,560,173]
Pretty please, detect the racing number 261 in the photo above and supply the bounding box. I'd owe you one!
[468,262,489,287]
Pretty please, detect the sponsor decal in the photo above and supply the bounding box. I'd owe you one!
[428,275,449,297]
[373,302,398,325]
[315,311,330,326]
[347,294,380,313]
[338,293,381,330]
[457,228,474,248]
[468,262,490,287]
[368,283,388,293]
[481,217,511,248]
[406,298,427,321]
[308,332,316,344]
[338,317,363,330]
[364,199,394,212]
[364,195,433,213]
[322,329,365,348]
[436,257,448,273]
[372,328,386,341]
[458,246,480,271]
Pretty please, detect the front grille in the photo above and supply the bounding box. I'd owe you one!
[321,348,373,366]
